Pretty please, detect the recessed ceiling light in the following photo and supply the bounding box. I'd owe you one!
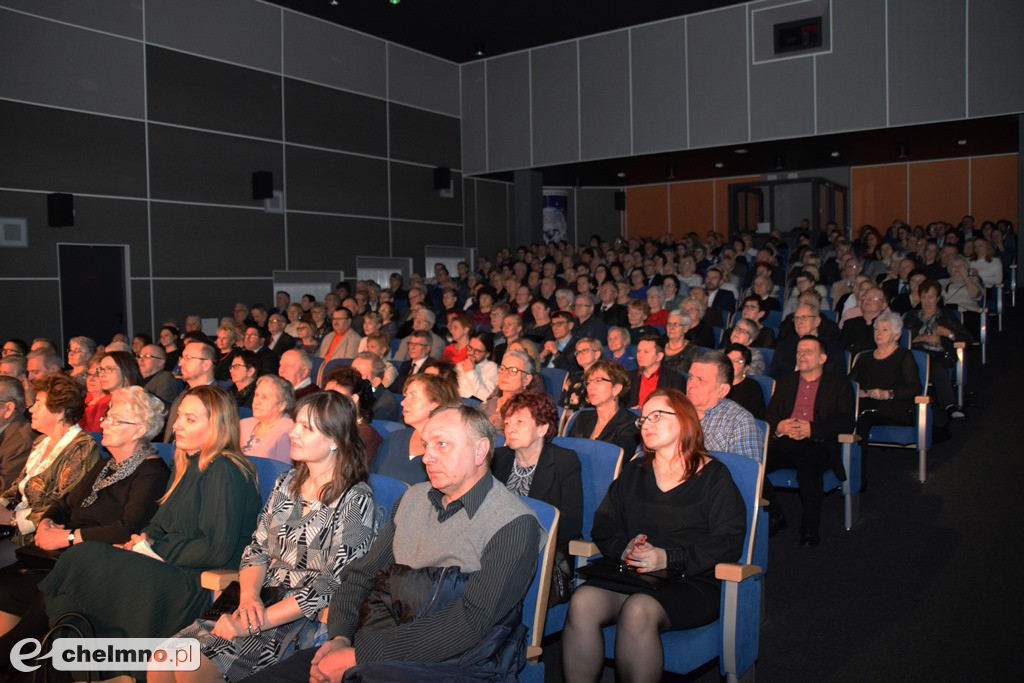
[830,151,840,158]
[734,148,748,155]
[616,171,626,179]
[714,162,724,169]
[957,139,967,146]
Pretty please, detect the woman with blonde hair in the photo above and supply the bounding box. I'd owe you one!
[39,386,262,643]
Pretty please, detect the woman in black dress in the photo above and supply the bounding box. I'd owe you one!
[567,360,640,457]
[849,310,922,435]
[724,343,766,420]
[562,389,746,682]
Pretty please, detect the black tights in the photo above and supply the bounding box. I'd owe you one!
[561,585,670,683]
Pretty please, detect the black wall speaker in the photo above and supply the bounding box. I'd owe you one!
[47,193,74,227]
[614,191,626,211]
[433,167,452,190]
[252,171,274,200]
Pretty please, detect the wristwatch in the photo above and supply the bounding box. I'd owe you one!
[67,531,76,545]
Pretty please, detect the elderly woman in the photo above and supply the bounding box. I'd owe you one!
[724,343,766,420]
[240,375,296,465]
[849,311,922,435]
[480,350,538,430]
[678,256,703,288]
[323,366,383,463]
[903,280,972,419]
[66,336,97,379]
[661,275,685,310]
[38,386,261,650]
[0,386,169,644]
[749,274,781,311]
[159,325,182,372]
[225,348,259,409]
[215,323,241,381]
[568,360,640,456]
[524,298,553,343]
[644,287,669,328]
[80,350,143,432]
[726,319,766,376]
[0,374,101,567]
[492,392,582,606]
[662,310,697,374]
[562,389,746,682]
[309,302,330,342]
[284,303,304,337]
[80,355,107,432]
[680,296,715,349]
[162,392,376,683]
[292,321,320,357]
[370,374,459,485]
[626,299,654,345]
[735,296,776,348]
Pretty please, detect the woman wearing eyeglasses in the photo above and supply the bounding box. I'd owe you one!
[661,310,697,375]
[66,336,97,380]
[723,343,766,420]
[480,350,537,430]
[567,360,640,457]
[0,387,169,643]
[227,349,259,409]
[562,389,746,683]
[79,351,144,432]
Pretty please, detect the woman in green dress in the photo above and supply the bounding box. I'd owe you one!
[39,385,262,641]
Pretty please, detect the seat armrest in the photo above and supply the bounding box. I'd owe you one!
[526,645,543,662]
[318,607,329,624]
[837,433,859,443]
[201,569,238,591]
[914,395,930,404]
[953,341,967,349]
[715,562,762,582]
[759,497,770,508]
[568,540,600,557]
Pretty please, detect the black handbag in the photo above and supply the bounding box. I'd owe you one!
[576,556,685,593]
[201,581,290,621]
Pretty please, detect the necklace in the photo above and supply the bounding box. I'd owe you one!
[512,461,537,476]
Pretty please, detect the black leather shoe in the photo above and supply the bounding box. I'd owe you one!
[799,530,820,547]
[768,515,788,538]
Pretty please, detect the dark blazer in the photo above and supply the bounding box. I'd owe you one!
[254,346,280,376]
[143,370,181,406]
[625,365,686,409]
[568,406,640,458]
[575,316,608,343]
[0,415,34,491]
[769,337,848,379]
[545,337,581,374]
[765,370,855,479]
[840,316,877,354]
[777,315,840,343]
[598,303,629,328]
[708,289,737,316]
[491,442,583,544]
[685,319,716,348]
[268,332,296,356]
[392,357,439,391]
[371,386,400,422]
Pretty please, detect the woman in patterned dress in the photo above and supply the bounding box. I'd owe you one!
[160,391,377,682]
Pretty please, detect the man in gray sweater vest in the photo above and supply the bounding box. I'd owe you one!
[249,404,545,683]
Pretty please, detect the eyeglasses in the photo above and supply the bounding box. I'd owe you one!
[468,346,487,355]
[574,347,596,355]
[86,371,101,379]
[97,366,119,375]
[100,415,138,427]
[229,363,248,370]
[135,353,165,361]
[585,377,612,386]
[793,315,818,322]
[551,320,570,327]
[729,357,746,365]
[181,354,210,363]
[635,410,676,429]
[408,342,430,348]
[498,365,530,376]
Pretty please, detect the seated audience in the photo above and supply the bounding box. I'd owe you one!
[568,360,640,456]
[159,325,182,371]
[215,323,240,381]
[240,375,295,465]
[0,377,33,492]
[319,309,361,362]
[481,350,538,430]
[680,296,715,348]
[138,344,180,406]
[371,374,458,484]
[603,326,638,371]
[849,311,922,435]
[661,310,697,375]
[65,336,96,380]
[323,367,384,463]
[940,256,984,314]
[686,351,763,462]
[455,331,499,401]
[351,352,399,422]
[903,280,972,419]
[278,349,320,402]
[723,343,766,420]
[626,334,686,409]
[227,349,259,409]
[625,299,655,345]
[80,351,143,432]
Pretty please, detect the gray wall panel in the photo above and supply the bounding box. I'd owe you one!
[687,6,749,148]
[147,46,282,139]
[750,57,814,140]
[0,10,144,118]
[460,62,488,175]
[462,178,477,248]
[150,203,283,277]
[0,101,146,196]
[284,79,387,156]
[286,147,388,215]
[888,0,966,125]
[391,220,465,268]
[579,31,632,160]
[968,0,1024,117]
[631,18,688,154]
[283,12,386,98]
[131,280,154,338]
[2,280,60,343]
[146,0,281,72]
[486,53,532,171]
[148,125,282,205]
[578,189,623,243]
[0,0,142,39]
[152,279,272,327]
[388,104,461,168]
[387,44,460,116]
[815,0,887,133]
[530,42,580,166]
[390,164,462,223]
[287,214,388,274]
[473,180,512,260]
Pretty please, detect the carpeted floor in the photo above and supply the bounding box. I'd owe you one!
[543,301,1024,682]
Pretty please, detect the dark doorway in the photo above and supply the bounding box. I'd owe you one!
[57,244,131,349]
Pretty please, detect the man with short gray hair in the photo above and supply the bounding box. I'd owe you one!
[137,344,179,406]
[0,376,33,490]
[278,349,320,401]
[686,351,763,462]
[393,307,445,361]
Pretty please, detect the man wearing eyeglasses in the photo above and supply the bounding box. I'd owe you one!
[393,308,445,362]
[840,286,889,354]
[243,325,280,376]
[572,293,607,342]
[319,310,362,363]
[770,305,847,378]
[393,331,439,389]
[540,311,580,373]
[686,351,762,462]
[161,340,217,441]
[136,344,179,406]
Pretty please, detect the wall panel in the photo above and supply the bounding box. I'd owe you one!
[282,11,386,98]
[389,163,462,224]
[669,181,715,236]
[284,79,387,156]
[815,0,887,133]
[286,213,389,275]
[285,147,388,215]
[630,18,688,154]
[388,44,460,116]
[687,6,749,148]
[624,186,669,237]
[486,53,532,170]
[388,104,461,168]
[460,62,488,175]
[750,57,814,140]
[908,159,969,227]
[968,0,1024,117]
[579,31,632,160]
[851,164,908,229]
[970,155,1018,223]
[0,0,142,38]
[530,42,580,166]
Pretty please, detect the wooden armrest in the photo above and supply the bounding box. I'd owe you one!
[715,562,762,582]
[201,569,238,591]
[568,540,600,557]
[914,396,931,404]
[759,497,769,508]
[837,433,860,443]
[526,645,543,662]
[318,607,329,624]
[953,341,967,349]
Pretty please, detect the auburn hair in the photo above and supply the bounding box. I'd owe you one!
[638,388,708,481]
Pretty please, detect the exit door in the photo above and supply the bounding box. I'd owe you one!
[57,243,132,349]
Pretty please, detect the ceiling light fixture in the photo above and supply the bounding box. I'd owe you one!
[616,171,626,179]
[957,139,967,146]
[714,162,724,169]
[473,43,485,57]
[330,0,338,5]
[830,151,840,158]
[734,148,748,155]
[897,144,908,159]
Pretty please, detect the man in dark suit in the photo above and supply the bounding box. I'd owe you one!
[540,311,580,373]
[596,281,628,328]
[266,313,296,356]
[625,333,686,408]
[279,349,320,401]
[770,304,847,378]
[762,336,855,547]
[243,325,280,376]
[776,291,839,343]
[704,266,737,318]
[392,331,439,390]
[137,344,181,406]
[573,293,607,342]
[0,377,33,491]
[881,256,917,303]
